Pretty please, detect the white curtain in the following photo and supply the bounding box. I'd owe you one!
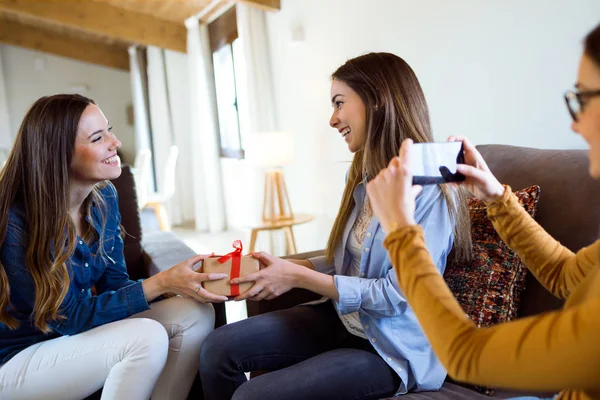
[128,46,152,156]
[236,3,277,135]
[146,46,197,227]
[128,45,154,208]
[0,47,12,164]
[185,17,226,233]
[164,50,197,226]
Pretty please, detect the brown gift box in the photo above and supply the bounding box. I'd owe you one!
[202,256,260,297]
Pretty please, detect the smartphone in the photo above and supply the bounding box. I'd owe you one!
[409,141,465,185]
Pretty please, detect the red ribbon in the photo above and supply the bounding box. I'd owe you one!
[217,240,243,296]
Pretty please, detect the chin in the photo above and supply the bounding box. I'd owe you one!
[105,166,123,181]
[110,168,123,180]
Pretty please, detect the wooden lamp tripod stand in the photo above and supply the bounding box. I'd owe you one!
[262,167,293,222]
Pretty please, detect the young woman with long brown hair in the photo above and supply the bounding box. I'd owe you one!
[0,94,229,400]
[199,53,472,400]
[367,23,600,400]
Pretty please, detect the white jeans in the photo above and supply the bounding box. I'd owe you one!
[0,296,215,400]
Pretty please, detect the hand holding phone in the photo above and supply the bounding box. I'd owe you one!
[409,142,465,185]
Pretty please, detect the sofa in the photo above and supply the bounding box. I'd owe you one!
[246,144,600,399]
[86,165,226,400]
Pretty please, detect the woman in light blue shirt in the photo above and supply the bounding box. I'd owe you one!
[199,52,472,400]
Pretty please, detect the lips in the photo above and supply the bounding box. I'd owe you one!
[102,155,120,165]
[340,127,351,138]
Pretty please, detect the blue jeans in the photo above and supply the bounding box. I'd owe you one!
[199,301,400,400]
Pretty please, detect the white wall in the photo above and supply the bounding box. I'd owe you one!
[0,45,135,163]
[260,0,600,252]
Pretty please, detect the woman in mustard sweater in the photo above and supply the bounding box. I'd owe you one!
[366,23,600,400]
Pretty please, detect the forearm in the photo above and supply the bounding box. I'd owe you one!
[141,274,167,302]
[487,186,593,298]
[288,259,315,270]
[294,267,339,301]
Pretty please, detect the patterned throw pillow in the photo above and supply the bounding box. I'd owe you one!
[443,185,541,395]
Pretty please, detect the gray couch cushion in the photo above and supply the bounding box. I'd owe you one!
[380,382,555,399]
[142,230,198,276]
[380,382,490,399]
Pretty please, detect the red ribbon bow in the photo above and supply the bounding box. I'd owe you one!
[217,240,243,296]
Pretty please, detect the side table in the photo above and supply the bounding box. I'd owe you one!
[248,213,315,255]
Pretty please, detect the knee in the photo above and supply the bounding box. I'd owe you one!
[183,297,215,331]
[168,296,216,337]
[166,296,215,326]
[198,324,238,376]
[127,318,169,364]
[232,381,271,400]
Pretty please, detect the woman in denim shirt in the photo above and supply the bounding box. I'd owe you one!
[0,94,228,400]
[200,53,472,400]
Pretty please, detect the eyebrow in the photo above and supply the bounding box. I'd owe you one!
[331,94,344,104]
[88,130,102,138]
[87,121,111,139]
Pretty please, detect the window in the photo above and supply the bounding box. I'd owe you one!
[209,6,245,159]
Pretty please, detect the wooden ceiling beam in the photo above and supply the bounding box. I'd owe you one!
[0,0,187,52]
[238,0,280,12]
[197,0,233,23]
[0,15,130,71]
[197,0,279,23]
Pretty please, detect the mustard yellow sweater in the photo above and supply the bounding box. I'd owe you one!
[383,186,600,400]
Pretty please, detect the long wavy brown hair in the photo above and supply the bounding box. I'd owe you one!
[326,53,472,264]
[0,94,110,332]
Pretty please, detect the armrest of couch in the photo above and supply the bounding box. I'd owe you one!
[246,249,326,318]
[142,230,227,328]
[142,231,197,275]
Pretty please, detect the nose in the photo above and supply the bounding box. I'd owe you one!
[330,110,339,128]
[110,133,121,151]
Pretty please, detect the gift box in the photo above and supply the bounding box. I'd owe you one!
[202,240,259,297]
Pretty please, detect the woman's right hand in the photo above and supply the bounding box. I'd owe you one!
[449,136,506,202]
[158,254,229,303]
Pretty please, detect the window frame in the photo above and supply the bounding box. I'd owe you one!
[208,6,245,160]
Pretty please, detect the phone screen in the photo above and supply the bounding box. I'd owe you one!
[409,142,465,185]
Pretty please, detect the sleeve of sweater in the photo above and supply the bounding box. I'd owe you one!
[486,186,597,299]
[383,224,600,391]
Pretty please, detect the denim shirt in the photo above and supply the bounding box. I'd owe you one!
[309,183,454,394]
[0,183,150,366]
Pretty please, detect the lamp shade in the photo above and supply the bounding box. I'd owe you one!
[245,131,294,168]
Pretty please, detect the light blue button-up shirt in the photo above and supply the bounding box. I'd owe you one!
[309,182,454,395]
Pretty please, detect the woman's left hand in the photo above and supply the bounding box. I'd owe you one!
[367,138,422,233]
[231,252,301,301]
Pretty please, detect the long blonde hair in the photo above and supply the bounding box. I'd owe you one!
[0,94,110,332]
[326,53,471,264]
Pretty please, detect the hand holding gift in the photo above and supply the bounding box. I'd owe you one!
[202,240,260,298]
[230,251,303,302]
[155,253,229,303]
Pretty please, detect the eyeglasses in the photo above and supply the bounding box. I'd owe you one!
[564,89,600,122]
